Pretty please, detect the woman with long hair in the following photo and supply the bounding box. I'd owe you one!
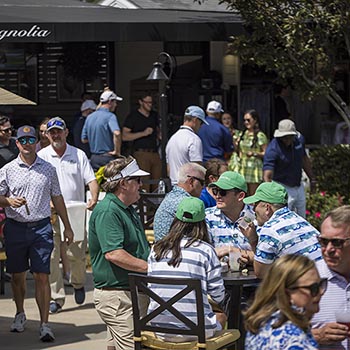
[148,197,227,341]
[245,254,327,349]
[234,109,268,195]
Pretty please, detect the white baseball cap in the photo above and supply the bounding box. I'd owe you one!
[81,100,97,112]
[100,90,123,103]
[207,100,224,114]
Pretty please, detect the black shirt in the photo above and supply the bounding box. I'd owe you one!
[0,138,19,168]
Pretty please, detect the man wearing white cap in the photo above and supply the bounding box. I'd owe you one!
[81,90,123,171]
[73,99,97,157]
[263,119,316,218]
[89,156,150,350]
[166,105,207,185]
[198,100,233,162]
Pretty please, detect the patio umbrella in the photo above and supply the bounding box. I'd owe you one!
[0,87,36,105]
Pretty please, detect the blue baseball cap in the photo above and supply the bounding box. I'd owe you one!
[16,125,37,140]
[184,105,208,125]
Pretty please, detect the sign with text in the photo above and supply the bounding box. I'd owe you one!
[0,24,53,42]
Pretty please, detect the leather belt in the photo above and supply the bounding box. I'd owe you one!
[135,148,157,153]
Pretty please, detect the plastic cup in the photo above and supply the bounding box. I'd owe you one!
[335,310,350,329]
[229,250,241,272]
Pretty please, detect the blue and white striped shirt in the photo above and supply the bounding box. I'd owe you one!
[147,238,224,340]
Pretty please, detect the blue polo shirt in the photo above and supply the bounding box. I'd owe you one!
[198,116,233,161]
[263,135,306,187]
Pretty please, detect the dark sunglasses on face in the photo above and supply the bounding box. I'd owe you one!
[212,187,238,197]
[187,175,205,186]
[47,120,65,129]
[289,278,328,297]
[317,236,350,249]
[244,118,251,122]
[1,127,13,133]
[18,137,36,145]
[127,177,142,184]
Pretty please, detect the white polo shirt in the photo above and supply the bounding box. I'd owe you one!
[166,126,203,184]
[38,144,96,202]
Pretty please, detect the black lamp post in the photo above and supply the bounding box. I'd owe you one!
[147,52,175,179]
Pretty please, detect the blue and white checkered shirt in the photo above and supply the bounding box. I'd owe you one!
[0,155,61,222]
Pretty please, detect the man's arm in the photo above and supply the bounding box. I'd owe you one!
[263,169,274,182]
[86,179,99,211]
[51,194,74,245]
[109,130,121,156]
[0,195,26,208]
[105,249,147,273]
[122,126,153,141]
[253,260,270,279]
[312,323,349,345]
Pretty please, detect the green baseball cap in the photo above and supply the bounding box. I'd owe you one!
[208,171,247,193]
[243,182,288,205]
[175,197,205,223]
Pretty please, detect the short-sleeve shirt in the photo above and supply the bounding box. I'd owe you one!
[166,126,203,185]
[81,107,120,154]
[88,193,150,289]
[245,311,318,350]
[198,116,233,161]
[0,155,61,222]
[263,135,306,187]
[153,186,191,241]
[38,144,95,202]
[311,259,350,350]
[205,204,256,250]
[255,207,322,265]
[123,109,159,150]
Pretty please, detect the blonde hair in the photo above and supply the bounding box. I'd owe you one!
[244,254,315,334]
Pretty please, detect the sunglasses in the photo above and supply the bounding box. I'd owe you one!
[1,127,13,133]
[212,187,239,197]
[127,177,142,184]
[289,278,328,297]
[142,100,152,104]
[244,118,251,122]
[47,120,65,129]
[187,175,205,186]
[18,137,36,145]
[317,236,350,249]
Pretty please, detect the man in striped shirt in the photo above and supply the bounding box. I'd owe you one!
[311,206,350,349]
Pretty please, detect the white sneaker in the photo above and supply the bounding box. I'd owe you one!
[10,312,26,332]
[39,323,55,342]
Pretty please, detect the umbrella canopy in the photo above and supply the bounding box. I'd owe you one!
[0,87,36,105]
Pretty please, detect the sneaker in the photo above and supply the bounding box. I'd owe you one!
[10,312,26,332]
[49,301,62,314]
[39,323,55,342]
[74,287,85,305]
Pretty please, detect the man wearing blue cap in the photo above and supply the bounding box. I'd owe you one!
[166,105,207,185]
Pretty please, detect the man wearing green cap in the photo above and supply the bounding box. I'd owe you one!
[205,171,256,258]
[242,181,322,278]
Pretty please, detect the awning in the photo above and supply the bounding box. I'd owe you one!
[0,0,243,42]
[0,87,36,105]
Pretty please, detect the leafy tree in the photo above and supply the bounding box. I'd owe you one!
[195,0,350,125]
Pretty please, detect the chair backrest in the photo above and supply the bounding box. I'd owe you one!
[129,273,206,344]
[137,192,166,230]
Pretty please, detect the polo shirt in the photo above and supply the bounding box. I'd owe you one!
[199,187,216,209]
[198,116,233,161]
[166,126,203,185]
[311,259,350,350]
[88,193,150,289]
[0,155,61,222]
[255,207,322,265]
[263,135,306,187]
[38,143,95,202]
[148,238,224,339]
[205,204,256,250]
[81,107,120,154]
[153,186,190,241]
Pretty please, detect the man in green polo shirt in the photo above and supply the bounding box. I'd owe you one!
[88,156,150,350]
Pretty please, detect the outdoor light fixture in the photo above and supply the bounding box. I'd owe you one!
[147,51,175,179]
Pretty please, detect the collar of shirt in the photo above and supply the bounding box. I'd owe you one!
[180,125,195,133]
[48,143,72,158]
[16,154,43,168]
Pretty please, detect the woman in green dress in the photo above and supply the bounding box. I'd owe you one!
[235,109,268,195]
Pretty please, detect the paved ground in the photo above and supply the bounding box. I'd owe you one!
[0,272,107,350]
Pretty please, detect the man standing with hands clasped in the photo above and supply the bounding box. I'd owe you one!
[0,125,74,342]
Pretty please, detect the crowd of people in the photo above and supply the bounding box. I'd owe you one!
[0,88,348,350]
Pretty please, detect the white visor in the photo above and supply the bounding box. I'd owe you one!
[106,159,150,182]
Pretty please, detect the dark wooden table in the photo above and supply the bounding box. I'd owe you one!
[223,270,260,349]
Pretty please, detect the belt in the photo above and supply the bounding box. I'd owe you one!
[7,217,50,228]
[135,148,157,153]
[91,152,113,156]
[97,287,130,291]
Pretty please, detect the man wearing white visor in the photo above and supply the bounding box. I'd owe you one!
[89,156,151,350]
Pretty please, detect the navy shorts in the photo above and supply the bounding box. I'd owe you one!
[4,218,53,274]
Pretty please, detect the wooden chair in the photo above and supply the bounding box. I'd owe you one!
[129,273,240,350]
[137,192,166,230]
